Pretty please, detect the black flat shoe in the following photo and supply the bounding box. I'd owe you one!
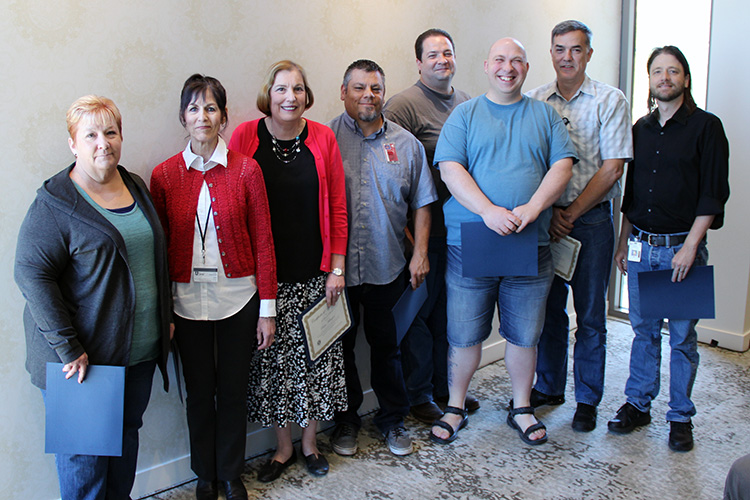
[669,420,694,452]
[223,478,247,500]
[530,388,565,408]
[572,403,597,432]
[607,402,651,434]
[507,388,565,410]
[304,452,329,476]
[196,478,218,500]
[257,449,297,483]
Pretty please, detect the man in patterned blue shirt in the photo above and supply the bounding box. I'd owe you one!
[327,59,437,457]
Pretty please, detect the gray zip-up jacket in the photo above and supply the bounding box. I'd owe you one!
[15,164,171,390]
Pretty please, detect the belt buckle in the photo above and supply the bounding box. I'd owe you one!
[646,233,657,246]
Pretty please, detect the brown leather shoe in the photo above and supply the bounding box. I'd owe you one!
[435,394,481,413]
[464,393,481,412]
[411,401,444,424]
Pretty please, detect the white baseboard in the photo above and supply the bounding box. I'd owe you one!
[480,337,506,367]
[697,324,750,352]
[476,310,579,368]
[132,454,193,499]
[131,389,380,499]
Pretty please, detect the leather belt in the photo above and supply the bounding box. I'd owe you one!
[631,227,688,247]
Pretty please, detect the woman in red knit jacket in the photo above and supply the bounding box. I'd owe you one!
[150,74,276,500]
[229,60,348,482]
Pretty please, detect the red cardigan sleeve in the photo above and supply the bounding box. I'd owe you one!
[320,124,348,257]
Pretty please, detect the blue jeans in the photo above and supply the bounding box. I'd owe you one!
[446,245,554,348]
[535,202,614,406]
[335,272,410,434]
[43,359,157,500]
[400,237,449,404]
[624,234,708,422]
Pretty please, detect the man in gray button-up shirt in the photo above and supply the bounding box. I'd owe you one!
[327,59,437,458]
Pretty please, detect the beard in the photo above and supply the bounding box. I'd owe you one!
[651,84,684,103]
[357,108,379,123]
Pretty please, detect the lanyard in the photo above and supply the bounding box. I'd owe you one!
[195,204,212,264]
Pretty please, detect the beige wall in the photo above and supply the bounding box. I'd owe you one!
[0,1,623,498]
[695,0,750,352]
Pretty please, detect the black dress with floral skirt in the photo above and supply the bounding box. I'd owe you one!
[247,121,347,427]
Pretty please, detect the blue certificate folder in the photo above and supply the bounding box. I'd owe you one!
[45,363,125,456]
[392,281,429,345]
[460,221,538,277]
[637,265,715,320]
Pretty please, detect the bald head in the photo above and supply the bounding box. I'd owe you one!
[487,37,527,61]
[484,37,529,104]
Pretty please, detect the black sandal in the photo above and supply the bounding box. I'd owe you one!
[429,406,468,444]
[507,405,547,445]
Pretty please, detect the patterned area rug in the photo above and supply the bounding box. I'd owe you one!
[153,319,750,500]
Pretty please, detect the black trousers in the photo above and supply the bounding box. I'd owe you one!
[335,273,410,434]
[175,295,259,481]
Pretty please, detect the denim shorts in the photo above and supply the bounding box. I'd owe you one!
[446,244,554,348]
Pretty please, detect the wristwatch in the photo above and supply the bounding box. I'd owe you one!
[331,267,344,276]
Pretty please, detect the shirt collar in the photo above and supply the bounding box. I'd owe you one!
[577,75,595,97]
[341,112,387,139]
[182,136,228,172]
[669,103,691,124]
[544,74,594,102]
[648,102,691,128]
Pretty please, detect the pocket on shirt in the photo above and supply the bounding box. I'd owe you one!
[372,163,409,202]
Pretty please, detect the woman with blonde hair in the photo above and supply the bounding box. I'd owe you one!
[15,95,172,499]
[230,60,348,481]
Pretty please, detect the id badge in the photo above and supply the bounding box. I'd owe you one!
[627,240,642,263]
[383,143,399,163]
[193,267,219,283]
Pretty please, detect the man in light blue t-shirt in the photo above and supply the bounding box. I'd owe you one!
[430,38,577,447]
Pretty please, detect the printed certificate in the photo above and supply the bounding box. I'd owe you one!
[299,291,353,363]
[550,235,581,281]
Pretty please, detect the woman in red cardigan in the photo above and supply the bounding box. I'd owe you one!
[151,74,277,500]
[229,60,348,482]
